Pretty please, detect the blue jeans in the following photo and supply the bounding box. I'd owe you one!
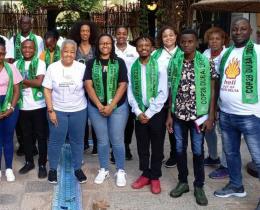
[0,96,19,169]
[173,117,205,187]
[220,111,260,187]
[88,102,129,170]
[48,108,87,170]
[205,122,227,167]
[205,125,218,159]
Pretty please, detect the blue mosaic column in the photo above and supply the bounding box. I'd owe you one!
[52,144,82,210]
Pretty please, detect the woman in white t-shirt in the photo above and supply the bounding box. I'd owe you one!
[203,27,229,179]
[42,39,87,184]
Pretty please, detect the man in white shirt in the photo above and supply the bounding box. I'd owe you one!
[214,18,260,209]
[128,35,168,194]
[9,16,44,61]
[15,39,48,179]
[115,26,139,160]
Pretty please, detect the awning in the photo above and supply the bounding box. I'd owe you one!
[191,0,260,13]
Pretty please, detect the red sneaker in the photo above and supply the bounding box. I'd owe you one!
[151,179,161,194]
[131,176,150,189]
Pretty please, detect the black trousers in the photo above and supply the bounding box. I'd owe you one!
[15,116,24,149]
[84,123,97,149]
[168,132,177,160]
[124,107,135,146]
[163,107,177,160]
[19,108,48,165]
[135,109,166,179]
[16,112,37,151]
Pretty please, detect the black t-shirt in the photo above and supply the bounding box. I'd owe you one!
[84,57,128,108]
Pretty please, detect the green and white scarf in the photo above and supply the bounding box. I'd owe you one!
[0,62,14,112]
[153,47,182,87]
[131,56,159,112]
[152,48,164,60]
[45,45,61,68]
[16,56,43,107]
[15,32,38,60]
[167,47,182,85]
[219,40,258,104]
[170,51,211,116]
[92,59,119,105]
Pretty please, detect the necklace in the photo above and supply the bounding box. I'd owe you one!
[79,44,91,55]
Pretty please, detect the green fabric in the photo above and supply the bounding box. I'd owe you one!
[92,59,119,105]
[169,182,189,198]
[152,48,163,60]
[15,32,38,60]
[0,62,14,112]
[152,47,182,86]
[170,51,211,116]
[219,40,258,104]
[45,45,61,68]
[167,47,182,86]
[194,187,208,206]
[16,56,43,107]
[131,56,159,112]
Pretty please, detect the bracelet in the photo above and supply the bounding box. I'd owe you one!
[10,106,15,112]
[47,109,54,114]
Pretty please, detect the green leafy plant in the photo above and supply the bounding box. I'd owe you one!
[21,0,100,13]
[138,0,149,35]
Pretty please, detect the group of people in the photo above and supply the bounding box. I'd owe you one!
[0,15,259,209]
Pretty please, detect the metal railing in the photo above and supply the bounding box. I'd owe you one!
[0,3,47,38]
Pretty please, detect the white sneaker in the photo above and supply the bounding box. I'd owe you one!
[94,168,109,184]
[115,169,127,187]
[5,169,15,182]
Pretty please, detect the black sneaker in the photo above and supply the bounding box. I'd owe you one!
[38,165,47,179]
[214,183,247,198]
[19,162,35,174]
[204,156,220,166]
[75,169,87,184]
[48,169,57,184]
[164,158,177,168]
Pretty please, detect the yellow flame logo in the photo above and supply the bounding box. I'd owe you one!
[225,58,240,79]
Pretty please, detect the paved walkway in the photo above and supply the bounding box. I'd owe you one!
[0,134,259,210]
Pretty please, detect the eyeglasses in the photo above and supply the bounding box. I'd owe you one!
[99,42,112,46]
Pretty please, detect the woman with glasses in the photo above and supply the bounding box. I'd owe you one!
[84,34,129,187]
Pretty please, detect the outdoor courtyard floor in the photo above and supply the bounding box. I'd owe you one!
[0,133,259,210]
